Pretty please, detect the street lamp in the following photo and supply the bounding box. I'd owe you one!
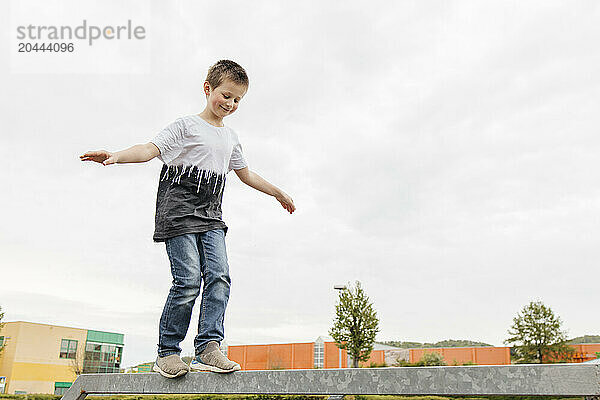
[333,285,346,368]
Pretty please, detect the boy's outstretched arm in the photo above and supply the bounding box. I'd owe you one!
[234,167,296,214]
[80,143,160,165]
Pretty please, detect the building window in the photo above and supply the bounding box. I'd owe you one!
[314,340,324,368]
[54,382,71,395]
[59,339,78,359]
[83,342,123,374]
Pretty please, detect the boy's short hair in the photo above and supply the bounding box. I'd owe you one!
[206,60,249,89]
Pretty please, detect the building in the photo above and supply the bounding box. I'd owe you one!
[569,343,600,363]
[226,338,600,369]
[225,337,391,370]
[408,346,511,365]
[226,337,512,370]
[0,321,124,395]
[124,362,153,373]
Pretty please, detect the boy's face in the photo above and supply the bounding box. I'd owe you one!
[205,79,247,118]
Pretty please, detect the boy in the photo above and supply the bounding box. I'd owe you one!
[80,60,296,377]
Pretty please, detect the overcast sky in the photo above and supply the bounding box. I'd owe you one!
[1,0,599,368]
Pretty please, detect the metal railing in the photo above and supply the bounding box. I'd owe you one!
[61,363,600,400]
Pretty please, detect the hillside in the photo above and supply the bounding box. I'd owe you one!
[379,339,493,348]
[379,335,600,349]
[568,335,600,344]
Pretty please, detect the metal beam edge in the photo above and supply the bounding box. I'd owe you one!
[61,363,600,400]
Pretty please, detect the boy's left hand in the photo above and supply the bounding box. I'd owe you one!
[275,192,296,214]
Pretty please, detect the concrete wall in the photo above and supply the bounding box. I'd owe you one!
[385,348,410,365]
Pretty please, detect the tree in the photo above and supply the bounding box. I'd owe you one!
[70,354,85,376]
[70,337,85,376]
[421,351,446,366]
[329,281,379,368]
[505,300,574,363]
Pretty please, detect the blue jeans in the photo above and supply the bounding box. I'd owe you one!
[158,229,231,357]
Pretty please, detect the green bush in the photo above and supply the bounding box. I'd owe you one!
[367,362,387,368]
[394,353,446,367]
[421,352,446,366]
[394,359,424,367]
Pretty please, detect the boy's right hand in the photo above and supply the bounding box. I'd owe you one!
[80,150,118,166]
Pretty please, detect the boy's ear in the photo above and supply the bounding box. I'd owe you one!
[203,81,211,96]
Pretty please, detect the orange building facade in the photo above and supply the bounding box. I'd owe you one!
[226,338,600,370]
[569,343,600,362]
[227,338,385,370]
[409,346,511,365]
[227,342,315,370]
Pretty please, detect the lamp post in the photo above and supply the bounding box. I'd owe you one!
[333,285,346,368]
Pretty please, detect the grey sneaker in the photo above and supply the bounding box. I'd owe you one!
[190,341,241,373]
[153,354,190,378]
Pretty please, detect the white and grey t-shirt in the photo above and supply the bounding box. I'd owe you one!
[150,115,248,242]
